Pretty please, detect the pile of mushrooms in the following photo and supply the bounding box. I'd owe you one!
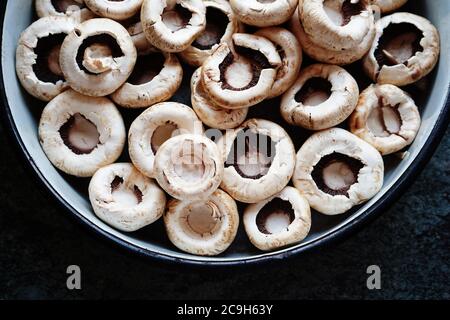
[16,0,440,256]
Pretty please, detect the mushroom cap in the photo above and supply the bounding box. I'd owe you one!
[111,51,183,108]
[201,33,281,109]
[281,63,359,131]
[179,0,241,67]
[289,8,375,66]
[35,0,95,21]
[128,102,204,178]
[244,187,311,251]
[164,189,239,256]
[154,134,224,201]
[299,0,374,51]
[191,68,248,130]
[16,16,78,101]
[126,20,157,55]
[219,119,296,204]
[229,0,298,27]
[363,12,440,86]
[84,0,143,20]
[141,0,206,53]
[349,84,421,155]
[255,27,303,99]
[372,0,408,13]
[292,128,384,215]
[89,163,166,232]
[59,18,137,97]
[39,89,126,177]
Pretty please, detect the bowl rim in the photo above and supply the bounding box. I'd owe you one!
[1,0,449,267]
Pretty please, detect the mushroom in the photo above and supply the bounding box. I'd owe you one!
[16,16,78,101]
[35,0,95,21]
[164,189,239,256]
[141,0,206,53]
[202,33,282,109]
[298,0,375,52]
[219,119,296,204]
[154,134,224,201]
[281,63,359,131]
[363,12,440,86]
[289,9,375,65]
[292,128,384,215]
[39,90,126,177]
[59,18,137,97]
[243,187,311,251]
[111,50,183,108]
[372,0,408,14]
[349,84,421,155]
[229,0,298,27]
[179,0,241,67]
[128,102,204,178]
[255,27,303,99]
[191,68,248,130]
[89,163,166,232]
[84,0,143,20]
[124,17,156,55]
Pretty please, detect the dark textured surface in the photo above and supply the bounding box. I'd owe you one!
[0,117,448,300]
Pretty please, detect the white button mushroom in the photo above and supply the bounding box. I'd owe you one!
[372,0,408,14]
[292,128,384,215]
[154,134,224,201]
[39,90,126,177]
[281,63,359,131]
[164,189,239,256]
[123,17,157,55]
[35,0,95,21]
[219,119,296,204]
[84,0,143,21]
[244,187,311,251]
[350,84,421,155]
[229,0,298,27]
[128,102,204,178]
[89,163,166,232]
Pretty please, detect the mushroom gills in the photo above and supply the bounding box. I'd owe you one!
[33,33,67,83]
[323,0,366,27]
[256,198,295,235]
[174,151,206,184]
[311,153,364,197]
[192,7,228,50]
[59,113,100,155]
[367,100,402,137]
[51,0,84,13]
[162,4,192,33]
[184,202,221,238]
[295,77,332,106]
[110,176,143,207]
[151,122,178,153]
[375,23,424,67]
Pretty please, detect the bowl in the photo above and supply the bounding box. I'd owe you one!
[1,0,449,266]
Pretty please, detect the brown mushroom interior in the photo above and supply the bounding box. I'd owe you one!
[151,122,178,153]
[173,141,207,184]
[192,7,229,50]
[225,130,276,180]
[33,33,67,84]
[181,202,221,239]
[128,52,165,85]
[295,77,332,106]
[323,0,366,27]
[51,0,84,13]
[367,99,402,137]
[59,113,100,155]
[219,46,273,91]
[375,23,424,67]
[312,152,364,197]
[162,4,192,32]
[256,198,295,235]
[110,176,143,207]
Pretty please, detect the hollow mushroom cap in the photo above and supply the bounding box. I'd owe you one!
[202,33,282,109]
[59,18,137,97]
[292,128,384,215]
[128,102,204,178]
[229,0,298,27]
[372,0,408,13]
[299,0,375,51]
[363,12,440,86]
[281,64,359,131]
[244,187,311,251]
[89,163,166,232]
[289,6,375,65]
[35,0,95,21]
[164,189,239,256]
[84,0,143,20]
[39,90,126,177]
[179,0,241,67]
[349,84,421,155]
[141,0,206,53]
[16,16,78,101]
[111,50,183,108]
[255,27,302,99]
[154,134,224,201]
[191,68,248,130]
[219,119,296,204]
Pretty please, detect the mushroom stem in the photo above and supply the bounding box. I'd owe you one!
[82,43,118,74]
